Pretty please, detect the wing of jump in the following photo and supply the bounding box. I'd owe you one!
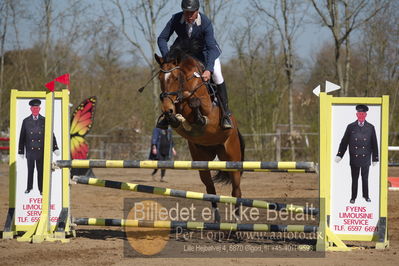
[70,96,96,159]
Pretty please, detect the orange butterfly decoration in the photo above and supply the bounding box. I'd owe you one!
[70,97,96,159]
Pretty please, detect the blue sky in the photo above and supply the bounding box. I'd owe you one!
[4,0,332,64]
[163,0,331,62]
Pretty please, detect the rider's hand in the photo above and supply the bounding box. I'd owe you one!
[152,146,157,155]
[335,156,342,163]
[202,70,211,82]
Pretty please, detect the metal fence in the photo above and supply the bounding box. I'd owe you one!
[1,131,398,163]
[85,131,320,162]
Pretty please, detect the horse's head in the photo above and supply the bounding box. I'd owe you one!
[155,47,205,116]
[154,40,212,131]
[155,54,184,115]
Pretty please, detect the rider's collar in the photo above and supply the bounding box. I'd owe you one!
[180,12,201,26]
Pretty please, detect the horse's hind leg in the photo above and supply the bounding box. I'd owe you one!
[187,142,220,222]
[217,132,243,222]
[198,170,221,222]
[217,134,242,199]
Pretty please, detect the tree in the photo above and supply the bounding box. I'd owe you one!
[311,0,388,96]
[230,8,289,160]
[35,0,91,79]
[353,1,399,148]
[0,0,29,129]
[105,0,172,122]
[201,0,234,44]
[0,0,11,120]
[251,0,307,160]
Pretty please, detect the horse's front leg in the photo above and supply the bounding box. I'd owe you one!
[161,111,181,128]
[189,97,208,127]
[188,142,219,223]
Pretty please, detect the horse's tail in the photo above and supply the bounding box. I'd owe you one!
[213,129,245,184]
[238,129,245,175]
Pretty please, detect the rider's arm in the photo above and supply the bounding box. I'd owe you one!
[202,17,221,73]
[158,15,177,58]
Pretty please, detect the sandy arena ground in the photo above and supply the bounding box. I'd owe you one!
[0,163,398,265]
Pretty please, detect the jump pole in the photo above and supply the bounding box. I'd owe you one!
[56,160,316,172]
[72,176,319,216]
[73,218,318,233]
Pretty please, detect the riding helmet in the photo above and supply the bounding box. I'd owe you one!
[181,0,200,11]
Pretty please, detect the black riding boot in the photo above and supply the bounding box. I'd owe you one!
[216,82,233,129]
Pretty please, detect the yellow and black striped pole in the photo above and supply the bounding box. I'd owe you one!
[73,218,318,233]
[73,176,319,216]
[57,160,316,172]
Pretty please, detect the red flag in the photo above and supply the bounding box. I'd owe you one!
[45,80,55,92]
[55,73,70,85]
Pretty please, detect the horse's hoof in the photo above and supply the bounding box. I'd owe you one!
[170,119,181,128]
[156,116,169,129]
[175,114,184,121]
[212,207,221,223]
[168,114,181,128]
[175,114,192,131]
[229,231,244,243]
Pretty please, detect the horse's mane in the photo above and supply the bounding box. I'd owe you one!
[166,39,202,65]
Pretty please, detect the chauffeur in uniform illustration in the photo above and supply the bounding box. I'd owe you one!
[18,99,60,195]
[335,104,379,204]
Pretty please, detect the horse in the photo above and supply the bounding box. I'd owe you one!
[154,41,245,222]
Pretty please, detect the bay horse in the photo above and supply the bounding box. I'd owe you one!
[154,41,245,222]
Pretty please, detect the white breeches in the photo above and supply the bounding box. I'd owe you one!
[212,58,224,85]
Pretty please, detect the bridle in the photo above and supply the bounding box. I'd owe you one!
[159,66,185,104]
[159,62,207,106]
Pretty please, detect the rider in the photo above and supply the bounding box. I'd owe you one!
[157,0,233,129]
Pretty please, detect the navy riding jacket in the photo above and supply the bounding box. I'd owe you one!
[337,120,379,167]
[157,12,221,72]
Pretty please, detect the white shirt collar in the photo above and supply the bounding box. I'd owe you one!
[180,13,201,26]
